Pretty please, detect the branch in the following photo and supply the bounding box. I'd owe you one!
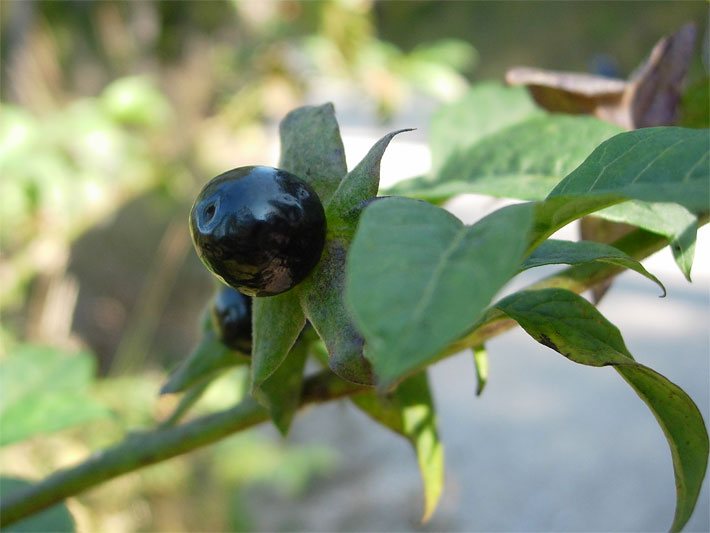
[0,371,365,526]
[1,221,703,526]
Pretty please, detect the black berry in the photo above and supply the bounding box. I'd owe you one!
[211,286,252,354]
[190,166,327,296]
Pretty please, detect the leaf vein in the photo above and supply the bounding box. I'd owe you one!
[629,138,684,185]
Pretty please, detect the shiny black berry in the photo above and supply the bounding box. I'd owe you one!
[211,286,252,354]
[190,166,327,297]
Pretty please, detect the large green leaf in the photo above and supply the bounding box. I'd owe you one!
[529,128,709,252]
[429,82,542,173]
[0,345,109,446]
[278,103,347,203]
[548,127,709,215]
[392,115,621,203]
[495,288,709,532]
[346,198,534,389]
[0,477,74,532]
[351,371,444,521]
[522,239,666,295]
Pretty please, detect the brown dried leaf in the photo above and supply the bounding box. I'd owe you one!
[506,23,697,130]
[626,22,698,128]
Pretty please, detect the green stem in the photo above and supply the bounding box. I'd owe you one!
[1,221,704,526]
[0,371,365,526]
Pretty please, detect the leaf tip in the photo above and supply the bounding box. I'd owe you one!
[158,382,175,396]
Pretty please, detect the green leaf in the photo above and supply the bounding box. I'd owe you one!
[615,365,709,532]
[472,345,488,396]
[351,371,444,522]
[278,103,347,203]
[549,127,710,215]
[257,340,308,435]
[592,202,698,281]
[679,79,709,128]
[346,198,534,389]
[327,129,412,223]
[300,130,413,385]
[495,288,709,532]
[408,39,476,71]
[251,292,306,398]
[0,345,109,446]
[160,332,249,395]
[429,82,542,173]
[529,128,709,251]
[522,239,666,295]
[392,115,621,203]
[0,477,75,532]
[299,238,372,385]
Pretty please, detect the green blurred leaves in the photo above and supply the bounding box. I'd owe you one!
[393,114,621,202]
[427,82,542,174]
[0,345,109,446]
[0,77,174,307]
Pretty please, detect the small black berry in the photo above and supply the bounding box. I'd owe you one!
[211,286,252,354]
[190,166,327,296]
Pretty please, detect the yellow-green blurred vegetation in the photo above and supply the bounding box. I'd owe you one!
[0,1,706,531]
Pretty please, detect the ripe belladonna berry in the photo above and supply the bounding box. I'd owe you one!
[211,286,252,354]
[190,166,327,297]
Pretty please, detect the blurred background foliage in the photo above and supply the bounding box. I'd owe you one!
[0,1,706,531]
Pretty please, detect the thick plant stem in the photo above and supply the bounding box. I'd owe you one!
[0,371,365,526]
[0,223,701,526]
